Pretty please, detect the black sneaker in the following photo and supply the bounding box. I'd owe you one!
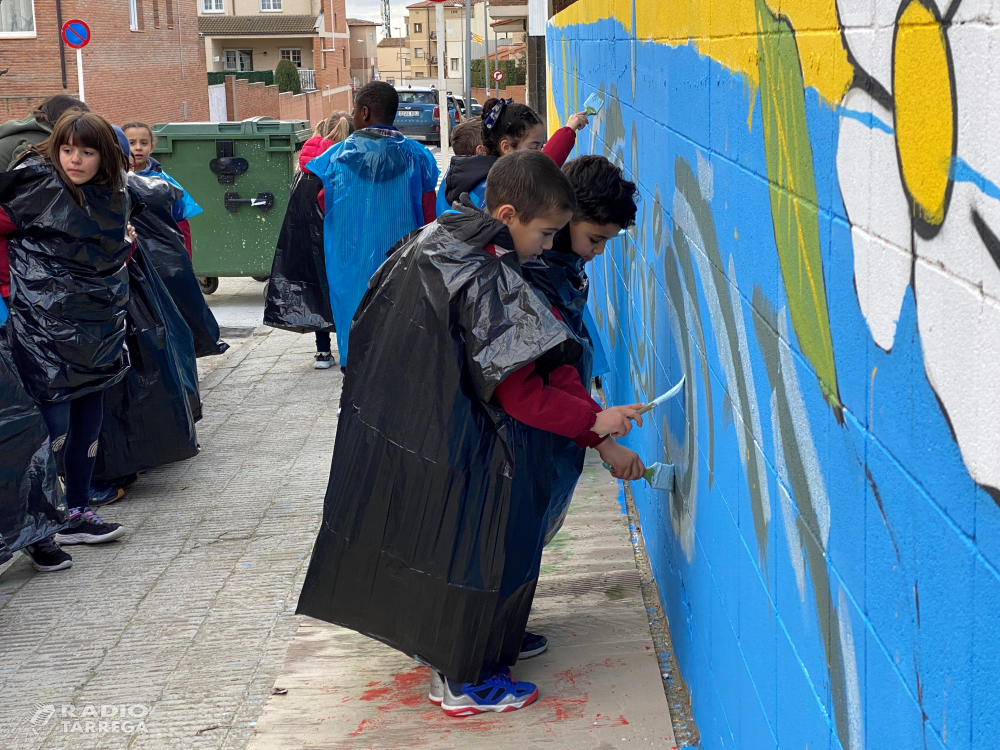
[24,537,73,572]
[519,631,548,659]
[54,511,125,545]
[314,352,334,370]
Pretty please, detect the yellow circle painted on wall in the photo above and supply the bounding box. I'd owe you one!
[893,0,955,231]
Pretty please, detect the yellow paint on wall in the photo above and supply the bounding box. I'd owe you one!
[893,0,954,226]
[552,0,853,105]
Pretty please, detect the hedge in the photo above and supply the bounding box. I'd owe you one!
[207,71,275,86]
[470,58,525,89]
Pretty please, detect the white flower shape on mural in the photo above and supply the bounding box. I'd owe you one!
[836,0,1000,496]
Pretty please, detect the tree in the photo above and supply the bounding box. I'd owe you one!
[274,59,301,95]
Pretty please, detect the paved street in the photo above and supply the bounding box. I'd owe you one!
[0,328,341,750]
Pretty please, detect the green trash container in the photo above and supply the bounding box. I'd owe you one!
[151,117,312,293]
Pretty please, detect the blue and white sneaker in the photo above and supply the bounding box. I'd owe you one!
[441,670,538,716]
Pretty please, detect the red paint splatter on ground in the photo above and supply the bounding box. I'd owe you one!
[593,713,630,727]
[537,694,589,721]
[366,680,379,687]
[359,686,392,702]
[349,718,372,737]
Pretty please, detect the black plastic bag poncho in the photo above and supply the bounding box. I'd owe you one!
[0,334,69,563]
[296,208,582,682]
[521,239,596,545]
[127,173,228,358]
[92,246,200,482]
[0,157,132,404]
[263,170,336,333]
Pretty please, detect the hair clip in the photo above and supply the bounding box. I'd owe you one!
[483,98,514,131]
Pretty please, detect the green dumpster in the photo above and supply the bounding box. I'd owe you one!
[151,117,312,293]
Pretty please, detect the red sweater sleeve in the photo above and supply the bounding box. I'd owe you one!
[494,361,598,440]
[542,127,577,168]
[547,365,607,448]
[0,208,14,299]
[317,188,325,213]
[177,219,193,260]
[422,191,437,225]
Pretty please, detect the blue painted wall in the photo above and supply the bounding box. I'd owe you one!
[548,2,1000,749]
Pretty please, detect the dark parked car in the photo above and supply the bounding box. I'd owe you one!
[393,87,461,146]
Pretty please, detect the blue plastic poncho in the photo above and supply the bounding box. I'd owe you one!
[137,157,203,223]
[0,295,7,326]
[308,130,439,365]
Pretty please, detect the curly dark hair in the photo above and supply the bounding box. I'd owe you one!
[480,98,543,156]
[563,155,638,229]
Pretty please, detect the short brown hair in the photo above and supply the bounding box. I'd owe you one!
[32,111,128,204]
[451,117,482,156]
[485,150,576,223]
[121,121,156,147]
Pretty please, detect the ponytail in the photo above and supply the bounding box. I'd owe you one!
[480,98,543,156]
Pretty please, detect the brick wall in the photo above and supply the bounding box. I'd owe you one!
[225,77,324,127]
[313,0,352,117]
[0,0,207,126]
[550,3,1000,750]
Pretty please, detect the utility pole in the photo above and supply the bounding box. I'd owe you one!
[464,0,472,108]
[436,1,450,160]
[483,0,489,100]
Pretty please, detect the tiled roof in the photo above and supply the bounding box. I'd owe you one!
[347,18,379,26]
[377,37,407,48]
[197,15,318,35]
[406,0,480,8]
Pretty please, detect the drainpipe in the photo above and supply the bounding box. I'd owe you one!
[55,0,68,88]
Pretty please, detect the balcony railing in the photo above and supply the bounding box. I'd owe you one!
[298,68,317,91]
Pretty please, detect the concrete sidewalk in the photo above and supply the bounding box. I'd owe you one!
[246,454,677,749]
[0,326,676,750]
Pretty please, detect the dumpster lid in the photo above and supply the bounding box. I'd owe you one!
[152,118,312,138]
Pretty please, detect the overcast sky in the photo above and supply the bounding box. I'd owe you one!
[345,1,415,37]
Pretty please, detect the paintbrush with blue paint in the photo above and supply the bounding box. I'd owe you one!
[603,461,675,491]
[602,376,685,490]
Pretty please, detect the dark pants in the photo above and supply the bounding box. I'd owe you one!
[37,390,105,512]
[316,331,331,353]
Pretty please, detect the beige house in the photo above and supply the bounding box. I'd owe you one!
[347,19,380,88]
[377,37,411,87]
[198,0,349,89]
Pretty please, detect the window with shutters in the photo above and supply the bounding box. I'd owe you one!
[152,0,159,29]
[165,0,173,28]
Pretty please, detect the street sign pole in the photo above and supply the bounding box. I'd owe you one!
[76,48,85,102]
[464,0,472,110]
[61,19,91,102]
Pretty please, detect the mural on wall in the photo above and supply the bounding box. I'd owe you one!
[549,1,1000,749]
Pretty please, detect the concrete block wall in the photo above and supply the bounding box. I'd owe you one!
[548,2,1000,749]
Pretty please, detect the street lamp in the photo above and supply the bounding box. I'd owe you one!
[395,27,404,85]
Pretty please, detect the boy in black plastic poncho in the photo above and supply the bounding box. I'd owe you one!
[296,151,646,717]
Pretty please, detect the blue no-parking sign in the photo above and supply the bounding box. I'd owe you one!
[61,20,91,49]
